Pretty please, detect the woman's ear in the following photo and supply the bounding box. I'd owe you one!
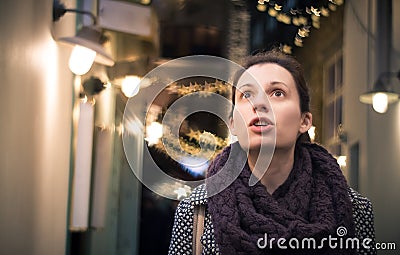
[299,112,312,134]
[229,116,236,136]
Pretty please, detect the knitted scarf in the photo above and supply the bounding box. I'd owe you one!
[206,142,356,255]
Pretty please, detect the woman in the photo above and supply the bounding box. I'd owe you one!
[168,50,376,255]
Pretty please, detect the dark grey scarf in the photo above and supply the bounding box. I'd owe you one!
[206,142,356,255]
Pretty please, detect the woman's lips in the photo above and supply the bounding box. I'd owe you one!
[248,117,274,133]
[249,124,273,133]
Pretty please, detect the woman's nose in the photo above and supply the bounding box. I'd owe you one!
[252,95,270,113]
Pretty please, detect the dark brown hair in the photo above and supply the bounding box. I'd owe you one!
[231,49,310,115]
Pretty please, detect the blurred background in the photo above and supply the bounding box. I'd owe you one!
[0,0,399,254]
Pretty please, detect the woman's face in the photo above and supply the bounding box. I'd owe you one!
[230,63,312,151]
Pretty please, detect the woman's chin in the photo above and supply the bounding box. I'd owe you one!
[238,140,276,153]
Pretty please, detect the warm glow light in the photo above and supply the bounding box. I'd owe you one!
[173,185,192,200]
[308,125,316,142]
[68,45,96,75]
[256,3,267,12]
[121,75,141,97]
[372,92,389,113]
[337,156,347,167]
[145,122,163,145]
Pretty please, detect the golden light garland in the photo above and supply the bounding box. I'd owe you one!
[152,127,229,161]
[166,80,231,97]
[147,80,232,163]
[256,0,344,53]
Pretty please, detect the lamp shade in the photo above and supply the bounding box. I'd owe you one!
[359,72,400,113]
[359,89,399,113]
[59,26,114,67]
[359,90,399,105]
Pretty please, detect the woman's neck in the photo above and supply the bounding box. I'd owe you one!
[248,146,295,194]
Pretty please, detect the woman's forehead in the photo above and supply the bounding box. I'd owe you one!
[236,63,295,89]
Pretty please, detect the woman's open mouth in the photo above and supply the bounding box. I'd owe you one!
[249,117,274,133]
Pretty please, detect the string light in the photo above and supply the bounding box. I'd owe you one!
[328,3,337,11]
[281,44,292,54]
[268,8,278,17]
[290,8,301,15]
[321,7,330,17]
[274,4,282,11]
[276,13,291,24]
[294,36,303,47]
[255,0,343,51]
[166,80,230,97]
[311,6,321,16]
[146,80,231,160]
[257,3,267,12]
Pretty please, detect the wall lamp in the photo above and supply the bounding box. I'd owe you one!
[53,0,114,75]
[359,70,400,113]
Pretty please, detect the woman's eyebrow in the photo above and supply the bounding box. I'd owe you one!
[270,81,289,88]
[237,84,255,90]
[238,82,288,90]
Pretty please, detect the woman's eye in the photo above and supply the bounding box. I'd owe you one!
[242,91,252,98]
[273,90,284,97]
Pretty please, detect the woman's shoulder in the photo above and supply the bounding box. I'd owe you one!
[347,187,375,224]
[348,187,374,211]
[174,183,208,214]
[348,188,376,254]
[183,183,208,206]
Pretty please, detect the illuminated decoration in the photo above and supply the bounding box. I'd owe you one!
[308,125,316,142]
[256,3,267,12]
[166,80,230,97]
[268,8,278,17]
[320,7,330,17]
[297,26,310,38]
[274,4,282,11]
[294,36,303,47]
[153,127,229,162]
[280,44,292,54]
[336,155,347,167]
[145,81,231,162]
[121,75,141,98]
[255,0,344,50]
[276,13,291,24]
[174,185,192,200]
[145,121,163,146]
[328,3,337,11]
